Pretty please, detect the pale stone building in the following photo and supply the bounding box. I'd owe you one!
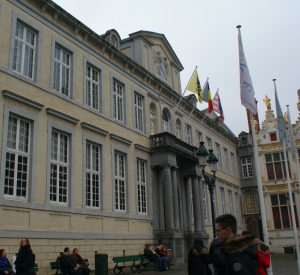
[0,0,244,273]
[247,92,300,253]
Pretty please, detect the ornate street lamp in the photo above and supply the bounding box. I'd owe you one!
[197,142,219,237]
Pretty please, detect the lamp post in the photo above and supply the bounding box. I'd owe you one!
[197,142,219,237]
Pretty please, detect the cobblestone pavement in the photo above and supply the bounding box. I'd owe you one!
[106,253,298,275]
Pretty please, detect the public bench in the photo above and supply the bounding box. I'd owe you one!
[50,259,89,275]
[30,263,39,274]
[112,254,150,275]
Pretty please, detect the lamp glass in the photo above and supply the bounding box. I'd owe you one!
[199,155,208,167]
[209,162,218,172]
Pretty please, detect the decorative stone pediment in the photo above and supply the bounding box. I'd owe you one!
[154,51,170,84]
[258,110,277,142]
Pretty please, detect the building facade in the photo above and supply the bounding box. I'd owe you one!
[0,0,244,273]
[251,92,300,252]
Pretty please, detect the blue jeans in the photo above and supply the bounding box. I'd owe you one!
[154,257,166,270]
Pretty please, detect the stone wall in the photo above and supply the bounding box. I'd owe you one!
[0,238,153,275]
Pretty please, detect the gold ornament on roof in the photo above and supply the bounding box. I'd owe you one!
[263,95,271,111]
[284,112,288,127]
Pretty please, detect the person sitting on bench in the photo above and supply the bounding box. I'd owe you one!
[144,244,166,272]
[60,247,82,275]
[155,241,171,270]
[71,248,90,275]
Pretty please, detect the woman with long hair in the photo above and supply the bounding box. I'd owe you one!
[188,239,212,275]
[15,238,32,275]
[71,248,90,275]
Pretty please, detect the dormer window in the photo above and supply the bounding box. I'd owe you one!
[110,35,117,47]
[241,137,247,145]
[270,133,277,142]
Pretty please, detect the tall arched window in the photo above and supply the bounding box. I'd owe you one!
[245,190,259,214]
[162,109,170,133]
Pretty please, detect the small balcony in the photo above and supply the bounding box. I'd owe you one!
[150,132,198,160]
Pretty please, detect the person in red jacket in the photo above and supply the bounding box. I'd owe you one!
[257,248,270,275]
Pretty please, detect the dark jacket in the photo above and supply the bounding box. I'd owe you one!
[0,257,12,274]
[60,253,76,273]
[209,238,226,268]
[144,249,159,262]
[188,247,212,275]
[15,245,33,275]
[71,254,87,268]
[224,234,258,275]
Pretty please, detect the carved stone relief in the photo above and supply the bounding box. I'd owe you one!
[154,52,169,83]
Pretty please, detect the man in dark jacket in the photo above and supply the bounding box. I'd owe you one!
[209,237,226,275]
[60,247,82,275]
[215,214,258,275]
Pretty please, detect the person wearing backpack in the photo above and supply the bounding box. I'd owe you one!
[15,238,33,275]
[209,237,226,275]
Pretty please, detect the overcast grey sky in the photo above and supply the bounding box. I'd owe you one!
[55,0,300,136]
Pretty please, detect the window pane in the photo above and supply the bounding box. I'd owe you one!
[265,154,272,162]
[279,194,287,205]
[273,153,280,161]
[271,195,279,206]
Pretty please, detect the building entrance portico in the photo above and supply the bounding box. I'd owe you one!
[150,132,209,263]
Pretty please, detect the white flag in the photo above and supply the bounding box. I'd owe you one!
[274,80,288,147]
[287,106,297,162]
[237,27,257,114]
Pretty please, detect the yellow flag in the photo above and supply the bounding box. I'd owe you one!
[187,70,203,103]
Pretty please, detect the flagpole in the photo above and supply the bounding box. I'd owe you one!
[287,105,300,189]
[283,140,300,274]
[180,104,196,140]
[249,111,273,275]
[169,66,197,125]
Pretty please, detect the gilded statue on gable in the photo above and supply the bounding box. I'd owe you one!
[263,95,271,111]
[254,118,259,132]
[284,112,288,127]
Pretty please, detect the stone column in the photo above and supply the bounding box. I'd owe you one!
[151,167,159,231]
[198,177,206,231]
[192,176,202,233]
[180,177,188,232]
[171,167,180,231]
[163,166,175,231]
[185,177,192,233]
[158,168,165,231]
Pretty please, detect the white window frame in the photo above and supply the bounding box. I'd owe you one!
[115,152,126,211]
[231,152,236,176]
[241,136,247,145]
[220,187,226,214]
[235,192,241,225]
[134,93,144,132]
[206,137,212,149]
[186,124,192,145]
[228,190,233,214]
[50,130,69,205]
[137,159,147,214]
[85,64,100,110]
[215,143,222,169]
[13,22,36,79]
[50,36,76,99]
[53,45,71,96]
[224,148,229,172]
[85,142,101,209]
[241,157,253,178]
[196,131,203,146]
[113,80,124,122]
[162,109,170,133]
[4,115,31,200]
[9,11,43,84]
